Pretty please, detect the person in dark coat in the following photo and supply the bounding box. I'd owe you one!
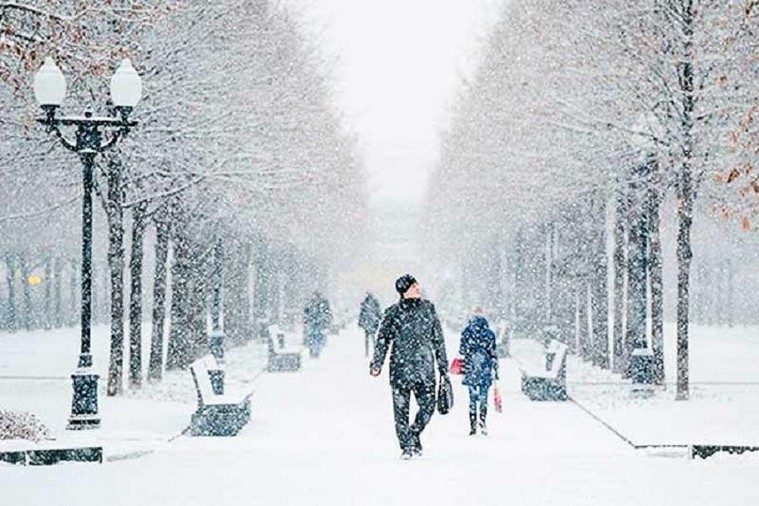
[459,308,499,435]
[370,274,449,459]
[358,292,382,357]
[304,291,332,358]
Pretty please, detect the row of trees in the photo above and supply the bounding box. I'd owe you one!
[0,2,367,393]
[425,1,759,399]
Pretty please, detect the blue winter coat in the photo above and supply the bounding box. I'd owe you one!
[459,316,498,387]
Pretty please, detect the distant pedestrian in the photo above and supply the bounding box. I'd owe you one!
[459,308,499,436]
[370,274,449,459]
[304,291,332,358]
[358,292,382,357]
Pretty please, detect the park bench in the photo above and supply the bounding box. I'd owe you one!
[520,339,568,401]
[265,324,302,372]
[0,444,102,465]
[189,357,251,436]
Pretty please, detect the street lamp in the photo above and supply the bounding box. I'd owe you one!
[33,57,142,430]
[208,236,225,394]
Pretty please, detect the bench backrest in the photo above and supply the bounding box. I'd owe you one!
[266,324,286,352]
[190,357,217,407]
[264,325,275,353]
[545,340,568,377]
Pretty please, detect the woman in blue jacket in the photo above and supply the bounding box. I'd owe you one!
[459,309,499,435]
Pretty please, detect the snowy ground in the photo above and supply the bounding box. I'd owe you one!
[1,323,759,505]
[565,323,759,446]
[0,323,268,458]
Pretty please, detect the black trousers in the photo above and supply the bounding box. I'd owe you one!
[391,381,436,451]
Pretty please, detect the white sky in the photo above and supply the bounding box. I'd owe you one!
[287,0,505,206]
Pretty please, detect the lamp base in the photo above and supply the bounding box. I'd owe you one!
[67,368,100,430]
[67,414,101,430]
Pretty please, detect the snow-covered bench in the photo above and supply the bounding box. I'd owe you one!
[520,339,568,401]
[0,443,102,466]
[691,444,759,459]
[265,324,302,372]
[189,357,252,436]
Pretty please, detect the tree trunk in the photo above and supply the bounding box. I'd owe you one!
[586,282,596,362]
[41,256,50,329]
[253,240,271,332]
[5,254,17,331]
[544,224,553,325]
[513,228,529,337]
[106,158,125,397]
[187,249,209,361]
[676,0,695,401]
[578,283,590,360]
[498,245,509,322]
[269,251,282,325]
[625,170,648,378]
[101,265,110,324]
[53,256,62,328]
[224,239,253,344]
[210,237,223,333]
[591,192,609,368]
[612,187,627,374]
[676,192,693,400]
[19,256,33,330]
[167,232,191,370]
[243,243,255,334]
[648,177,665,385]
[148,218,171,382]
[128,202,148,389]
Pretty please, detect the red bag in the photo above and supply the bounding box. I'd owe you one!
[493,384,503,413]
[449,357,464,375]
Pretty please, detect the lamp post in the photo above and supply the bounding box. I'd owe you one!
[208,236,225,395]
[33,57,142,430]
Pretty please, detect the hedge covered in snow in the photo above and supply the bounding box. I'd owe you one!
[0,410,50,442]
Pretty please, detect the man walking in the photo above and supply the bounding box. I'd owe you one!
[370,274,449,459]
[358,291,382,357]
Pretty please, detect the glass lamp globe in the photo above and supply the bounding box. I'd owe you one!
[110,59,142,108]
[33,57,66,106]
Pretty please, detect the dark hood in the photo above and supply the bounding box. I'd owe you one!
[467,316,489,331]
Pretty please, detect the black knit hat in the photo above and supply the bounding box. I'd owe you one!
[395,274,417,295]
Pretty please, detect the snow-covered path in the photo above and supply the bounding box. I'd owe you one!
[3,326,759,505]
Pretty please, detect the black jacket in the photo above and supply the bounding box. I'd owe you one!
[371,298,448,387]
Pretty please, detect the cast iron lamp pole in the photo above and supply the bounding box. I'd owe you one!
[208,235,225,394]
[33,57,142,429]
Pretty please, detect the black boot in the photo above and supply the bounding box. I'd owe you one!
[469,410,477,436]
[479,406,488,436]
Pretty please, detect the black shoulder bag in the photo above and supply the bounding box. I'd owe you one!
[437,374,454,415]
